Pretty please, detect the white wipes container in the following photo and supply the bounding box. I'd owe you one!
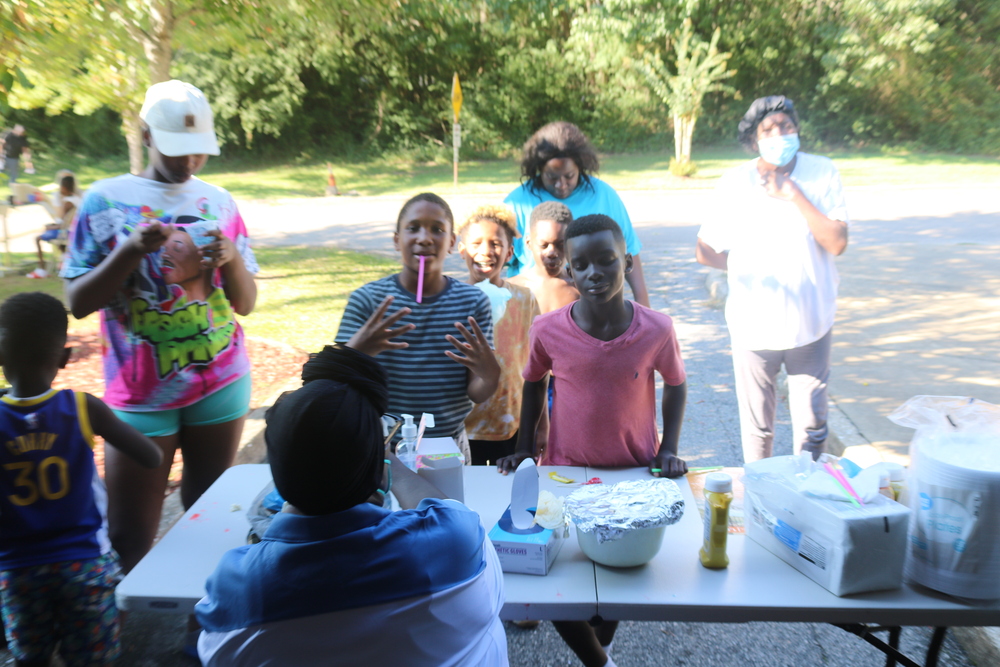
[889,396,1000,599]
[743,455,910,596]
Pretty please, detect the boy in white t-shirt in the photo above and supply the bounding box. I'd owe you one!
[27,173,82,279]
[696,95,849,464]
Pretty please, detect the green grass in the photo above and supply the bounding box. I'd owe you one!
[597,147,1000,189]
[0,253,63,303]
[239,246,397,352]
[9,146,1000,201]
[0,248,397,356]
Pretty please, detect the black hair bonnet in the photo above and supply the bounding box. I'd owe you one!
[265,345,389,515]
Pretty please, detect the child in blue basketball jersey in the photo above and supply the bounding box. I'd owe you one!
[0,292,162,667]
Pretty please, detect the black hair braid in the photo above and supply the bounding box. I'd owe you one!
[301,345,389,416]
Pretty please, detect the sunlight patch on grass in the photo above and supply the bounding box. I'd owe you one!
[239,246,398,352]
[0,248,397,359]
[11,148,999,202]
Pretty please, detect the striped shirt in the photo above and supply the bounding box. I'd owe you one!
[335,275,493,440]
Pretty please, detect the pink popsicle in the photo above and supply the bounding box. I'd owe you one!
[823,462,864,507]
[416,255,425,304]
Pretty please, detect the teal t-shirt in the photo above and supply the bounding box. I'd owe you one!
[503,177,642,276]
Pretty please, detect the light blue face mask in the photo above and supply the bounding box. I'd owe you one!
[757,133,800,167]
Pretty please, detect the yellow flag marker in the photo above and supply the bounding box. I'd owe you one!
[451,72,463,123]
[451,72,463,187]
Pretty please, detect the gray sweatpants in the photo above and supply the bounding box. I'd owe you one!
[3,157,18,183]
[733,329,832,463]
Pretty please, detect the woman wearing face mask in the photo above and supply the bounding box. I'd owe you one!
[695,95,849,464]
[504,121,650,307]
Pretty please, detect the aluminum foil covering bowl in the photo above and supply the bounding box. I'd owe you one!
[565,478,685,567]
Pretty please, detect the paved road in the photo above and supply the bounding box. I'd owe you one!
[4,183,994,666]
[247,184,996,667]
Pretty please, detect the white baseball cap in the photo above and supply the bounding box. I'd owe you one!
[139,80,220,157]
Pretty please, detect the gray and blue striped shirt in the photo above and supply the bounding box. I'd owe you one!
[335,275,494,440]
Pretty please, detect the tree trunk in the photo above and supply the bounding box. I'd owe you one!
[673,113,684,162]
[144,0,174,83]
[122,105,144,175]
[682,114,698,163]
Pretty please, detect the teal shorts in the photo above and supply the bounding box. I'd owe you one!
[112,374,252,438]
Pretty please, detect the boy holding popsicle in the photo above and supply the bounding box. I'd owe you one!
[334,193,500,459]
[498,213,688,667]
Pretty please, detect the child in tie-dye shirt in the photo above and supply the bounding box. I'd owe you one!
[62,80,258,575]
[457,205,540,465]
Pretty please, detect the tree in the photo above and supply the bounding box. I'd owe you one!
[814,0,1000,152]
[639,6,734,170]
[12,0,392,173]
[0,0,42,113]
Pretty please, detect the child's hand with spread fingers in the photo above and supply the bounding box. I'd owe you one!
[345,295,415,358]
[445,316,500,403]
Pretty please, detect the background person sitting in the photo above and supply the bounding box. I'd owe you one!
[27,174,82,279]
[195,344,509,667]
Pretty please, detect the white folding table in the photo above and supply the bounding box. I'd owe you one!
[116,464,1000,667]
[588,467,1000,667]
[116,464,599,620]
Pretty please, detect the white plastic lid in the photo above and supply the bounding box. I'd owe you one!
[884,462,906,482]
[704,472,732,494]
[400,414,416,439]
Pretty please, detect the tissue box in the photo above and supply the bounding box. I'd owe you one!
[489,506,564,575]
[744,473,910,596]
[415,436,464,469]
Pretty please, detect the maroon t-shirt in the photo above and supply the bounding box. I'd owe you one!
[523,302,686,467]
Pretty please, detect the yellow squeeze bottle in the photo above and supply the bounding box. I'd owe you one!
[699,473,733,569]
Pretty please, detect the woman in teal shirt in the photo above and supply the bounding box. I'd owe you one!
[504,121,650,306]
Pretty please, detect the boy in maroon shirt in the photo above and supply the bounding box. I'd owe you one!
[498,214,688,667]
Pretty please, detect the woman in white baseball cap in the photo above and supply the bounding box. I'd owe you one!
[62,80,260,575]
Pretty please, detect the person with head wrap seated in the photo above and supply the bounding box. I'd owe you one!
[696,95,850,465]
[194,344,509,667]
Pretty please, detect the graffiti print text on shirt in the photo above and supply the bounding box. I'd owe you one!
[130,288,236,378]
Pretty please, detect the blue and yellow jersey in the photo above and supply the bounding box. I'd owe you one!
[0,389,110,570]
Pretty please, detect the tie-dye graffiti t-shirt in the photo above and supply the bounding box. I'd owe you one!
[61,174,259,411]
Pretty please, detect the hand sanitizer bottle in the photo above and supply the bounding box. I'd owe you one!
[397,414,418,471]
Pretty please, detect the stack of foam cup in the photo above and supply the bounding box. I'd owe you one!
[905,432,1000,599]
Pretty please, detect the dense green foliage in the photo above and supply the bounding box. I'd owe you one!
[5,0,999,161]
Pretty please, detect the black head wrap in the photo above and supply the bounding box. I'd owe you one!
[265,345,389,515]
[737,96,799,150]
